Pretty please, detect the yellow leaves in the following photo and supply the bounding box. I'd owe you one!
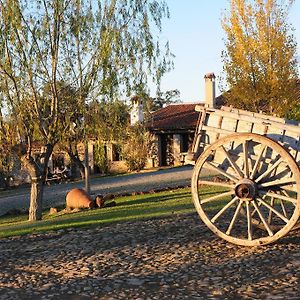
[222,0,298,116]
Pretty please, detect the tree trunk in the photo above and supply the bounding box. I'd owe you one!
[21,144,53,221]
[0,172,8,190]
[67,150,85,179]
[22,158,44,222]
[29,178,44,221]
[84,142,91,195]
[41,144,54,180]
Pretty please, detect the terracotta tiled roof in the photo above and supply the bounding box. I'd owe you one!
[146,103,201,131]
[146,80,300,132]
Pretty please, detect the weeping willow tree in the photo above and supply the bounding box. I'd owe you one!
[0,0,172,221]
[221,0,298,116]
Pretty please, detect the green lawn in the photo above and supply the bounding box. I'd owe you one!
[0,186,227,238]
[0,188,194,238]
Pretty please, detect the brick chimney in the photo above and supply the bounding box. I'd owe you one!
[130,96,144,125]
[204,73,216,108]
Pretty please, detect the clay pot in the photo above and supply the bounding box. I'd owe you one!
[66,188,95,209]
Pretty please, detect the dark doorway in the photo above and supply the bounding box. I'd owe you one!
[160,134,174,166]
[181,133,194,153]
[181,133,189,152]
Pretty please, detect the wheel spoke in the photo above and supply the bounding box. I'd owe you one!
[251,203,261,218]
[281,190,297,207]
[226,200,243,235]
[250,144,266,180]
[257,197,289,223]
[259,191,298,205]
[280,185,297,193]
[198,180,234,189]
[201,190,235,204]
[246,200,252,240]
[258,178,296,188]
[211,196,238,223]
[251,194,266,217]
[280,200,288,218]
[268,197,275,224]
[255,158,284,182]
[206,161,239,182]
[220,146,244,178]
[252,200,274,236]
[243,141,250,178]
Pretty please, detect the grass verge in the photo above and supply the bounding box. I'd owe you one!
[0,186,226,239]
[0,188,195,238]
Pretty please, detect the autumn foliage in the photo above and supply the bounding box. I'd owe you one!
[221,0,298,116]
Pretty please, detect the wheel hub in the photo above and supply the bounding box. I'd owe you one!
[235,179,257,201]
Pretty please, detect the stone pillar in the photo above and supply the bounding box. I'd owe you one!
[157,135,163,166]
[173,134,182,166]
[88,142,94,174]
[146,134,159,168]
[106,143,113,162]
[204,73,216,108]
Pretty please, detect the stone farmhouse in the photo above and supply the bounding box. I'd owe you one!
[142,73,219,168]
[6,74,300,187]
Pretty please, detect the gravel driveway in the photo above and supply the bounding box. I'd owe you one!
[0,166,193,216]
[0,213,299,299]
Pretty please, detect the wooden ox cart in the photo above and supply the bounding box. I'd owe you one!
[190,105,300,246]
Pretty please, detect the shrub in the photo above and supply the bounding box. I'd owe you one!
[121,125,149,171]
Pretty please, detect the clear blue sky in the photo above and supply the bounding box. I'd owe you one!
[155,0,300,103]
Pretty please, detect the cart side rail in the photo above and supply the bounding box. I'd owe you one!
[189,105,300,163]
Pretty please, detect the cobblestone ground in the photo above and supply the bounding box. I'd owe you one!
[0,212,299,300]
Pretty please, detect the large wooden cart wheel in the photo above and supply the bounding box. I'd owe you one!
[191,133,300,246]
